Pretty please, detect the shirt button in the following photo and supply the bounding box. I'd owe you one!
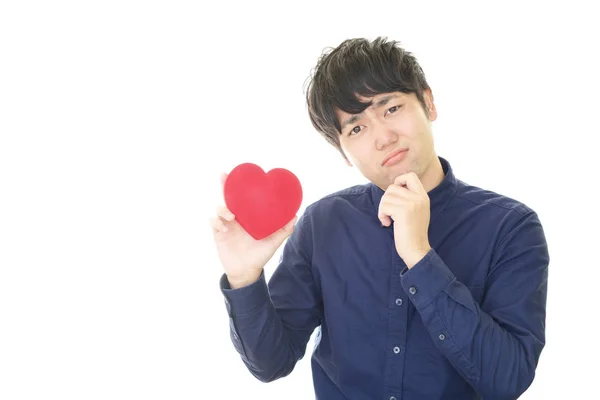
[390,397,397,400]
[393,346,401,354]
[439,333,446,341]
[409,286,417,295]
[395,298,403,306]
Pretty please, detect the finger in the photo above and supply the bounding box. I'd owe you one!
[379,214,392,227]
[220,173,228,189]
[210,217,229,233]
[394,172,426,194]
[276,215,298,237]
[385,184,415,199]
[377,201,393,227]
[283,215,298,232]
[216,205,235,221]
[378,193,411,226]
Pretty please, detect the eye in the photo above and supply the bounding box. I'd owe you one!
[386,105,401,115]
[348,125,364,136]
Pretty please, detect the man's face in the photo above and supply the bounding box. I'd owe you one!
[336,89,438,190]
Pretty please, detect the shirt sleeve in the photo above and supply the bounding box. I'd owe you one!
[219,209,323,383]
[400,209,549,400]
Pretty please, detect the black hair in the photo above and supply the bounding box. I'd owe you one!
[305,37,431,158]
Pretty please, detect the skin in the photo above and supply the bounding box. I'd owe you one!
[336,88,445,268]
[211,173,296,289]
[211,88,446,289]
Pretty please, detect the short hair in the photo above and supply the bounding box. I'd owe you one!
[305,37,431,158]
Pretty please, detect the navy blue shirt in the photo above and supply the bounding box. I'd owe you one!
[220,157,549,400]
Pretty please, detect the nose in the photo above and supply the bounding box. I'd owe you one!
[372,121,398,150]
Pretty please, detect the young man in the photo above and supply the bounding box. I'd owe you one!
[211,37,549,400]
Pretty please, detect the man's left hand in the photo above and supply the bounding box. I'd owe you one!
[378,172,432,269]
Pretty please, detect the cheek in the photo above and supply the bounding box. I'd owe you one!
[344,145,369,168]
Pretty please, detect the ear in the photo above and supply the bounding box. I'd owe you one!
[424,88,438,121]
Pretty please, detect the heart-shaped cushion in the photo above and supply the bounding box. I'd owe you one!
[223,163,303,240]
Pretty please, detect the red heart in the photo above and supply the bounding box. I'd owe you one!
[223,163,303,240]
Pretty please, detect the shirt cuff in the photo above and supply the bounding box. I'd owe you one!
[219,271,271,318]
[399,249,455,310]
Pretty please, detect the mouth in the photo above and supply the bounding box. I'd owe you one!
[382,148,408,166]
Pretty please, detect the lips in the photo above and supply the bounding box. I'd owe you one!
[382,148,408,166]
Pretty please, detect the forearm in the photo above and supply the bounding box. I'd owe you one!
[221,272,303,382]
[402,250,546,399]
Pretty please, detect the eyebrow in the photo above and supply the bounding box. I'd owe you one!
[341,94,400,131]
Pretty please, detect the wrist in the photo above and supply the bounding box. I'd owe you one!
[404,247,431,269]
[226,270,262,289]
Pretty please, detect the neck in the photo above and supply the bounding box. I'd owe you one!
[420,154,445,193]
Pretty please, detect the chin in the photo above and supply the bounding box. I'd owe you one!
[390,165,412,178]
[382,164,417,185]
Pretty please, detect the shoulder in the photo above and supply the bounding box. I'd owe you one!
[452,179,546,251]
[454,179,535,217]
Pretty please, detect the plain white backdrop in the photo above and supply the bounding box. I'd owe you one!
[1,1,598,399]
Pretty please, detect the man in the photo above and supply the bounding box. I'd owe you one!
[210,37,549,400]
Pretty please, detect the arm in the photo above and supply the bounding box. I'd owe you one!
[220,210,322,382]
[400,210,549,400]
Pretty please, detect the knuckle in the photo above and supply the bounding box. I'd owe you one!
[216,206,231,218]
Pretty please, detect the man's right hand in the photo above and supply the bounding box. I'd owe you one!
[210,172,298,289]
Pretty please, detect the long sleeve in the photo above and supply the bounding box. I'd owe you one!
[219,210,323,383]
[400,209,549,400]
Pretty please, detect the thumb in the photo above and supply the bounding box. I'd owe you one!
[267,216,298,246]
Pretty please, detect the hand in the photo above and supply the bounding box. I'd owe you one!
[378,172,432,269]
[210,173,297,288]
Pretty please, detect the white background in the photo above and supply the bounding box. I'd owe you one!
[1,1,598,399]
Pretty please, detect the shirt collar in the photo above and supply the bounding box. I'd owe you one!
[369,156,457,226]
